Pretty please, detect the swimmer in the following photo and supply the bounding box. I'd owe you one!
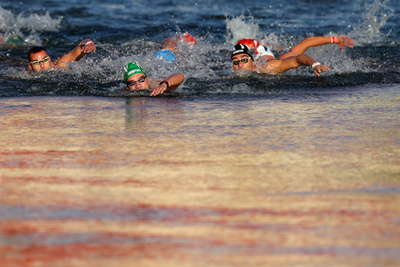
[123,62,184,97]
[27,38,96,72]
[0,27,25,47]
[231,35,354,76]
[153,32,197,62]
[0,34,24,46]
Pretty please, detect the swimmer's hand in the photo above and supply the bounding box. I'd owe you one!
[80,39,96,54]
[336,36,355,51]
[313,63,330,76]
[150,82,168,97]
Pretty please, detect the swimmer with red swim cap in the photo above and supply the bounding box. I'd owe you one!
[154,32,197,62]
[176,32,197,45]
[236,38,275,61]
[231,35,354,76]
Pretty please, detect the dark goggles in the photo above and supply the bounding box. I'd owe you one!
[232,57,251,66]
[127,76,147,86]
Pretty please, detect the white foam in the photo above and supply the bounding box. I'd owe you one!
[225,11,263,45]
[224,12,283,51]
[16,11,62,32]
[348,0,394,45]
[1,5,62,32]
[0,5,15,32]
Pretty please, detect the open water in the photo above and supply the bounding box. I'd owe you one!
[1,0,400,266]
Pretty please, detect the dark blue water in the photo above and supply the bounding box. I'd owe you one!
[0,0,399,97]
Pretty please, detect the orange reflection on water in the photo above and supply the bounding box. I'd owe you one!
[1,97,400,266]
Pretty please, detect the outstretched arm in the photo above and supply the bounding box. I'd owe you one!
[150,73,184,96]
[279,36,354,59]
[258,54,330,76]
[55,39,96,68]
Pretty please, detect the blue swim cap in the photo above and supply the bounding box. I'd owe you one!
[154,49,178,62]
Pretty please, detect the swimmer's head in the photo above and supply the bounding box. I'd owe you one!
[176,32,197,45]
[124,62,147,82]
[124,62,150,91]
[7,35,24,45]
[27,46,52,72]
[231,44,254,61]
[231,44,256,72]
[154,49,178,62]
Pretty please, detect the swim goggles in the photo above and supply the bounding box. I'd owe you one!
[232,57,251,66]
[127,76,147,86]
[30,56,50,66]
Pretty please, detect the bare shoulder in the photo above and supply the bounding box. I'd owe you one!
[256,59,282,74]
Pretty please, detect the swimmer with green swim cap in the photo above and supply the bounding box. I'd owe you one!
[6,35,24,45]
[123,61,184,97]
[124,62,147,81]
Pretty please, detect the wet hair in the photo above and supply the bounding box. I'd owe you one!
[27,46,48,61]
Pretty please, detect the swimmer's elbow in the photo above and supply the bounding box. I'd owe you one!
[177,73,184,80]
[175,73,184,84]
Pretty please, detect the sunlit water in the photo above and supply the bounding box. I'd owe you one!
[1,0,400,266]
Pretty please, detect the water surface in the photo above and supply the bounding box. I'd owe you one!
[1,0,400,266]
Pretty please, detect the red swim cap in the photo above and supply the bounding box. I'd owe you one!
[236,39,259,50]
[177,33,197,45]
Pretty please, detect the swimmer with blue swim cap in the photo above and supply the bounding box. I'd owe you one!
[154,39,179,62]
[123,61,184,97]
[153,32,197,63]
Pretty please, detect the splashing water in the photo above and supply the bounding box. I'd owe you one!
[224,12,284,69]
[16,11,62,32]
[0,5,62,46]
[349,0,394,45]
[224,11,282,50]
[225,11,263,45]
[0,5,62,32]
[0,0,398,97]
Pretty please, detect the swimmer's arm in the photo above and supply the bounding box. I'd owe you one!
[258,54,330,76]
[55,39,96,68]
[150,73,184,97]
[280,36,355,59]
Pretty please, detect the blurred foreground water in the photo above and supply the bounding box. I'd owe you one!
[1,83,400,266]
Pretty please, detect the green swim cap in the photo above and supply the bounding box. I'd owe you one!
[124,62,147,81]
[6,35,24,45]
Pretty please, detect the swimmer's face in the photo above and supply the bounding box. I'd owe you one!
[232,53,256,72]
[126,73,150,91]
[28,50,52,72]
